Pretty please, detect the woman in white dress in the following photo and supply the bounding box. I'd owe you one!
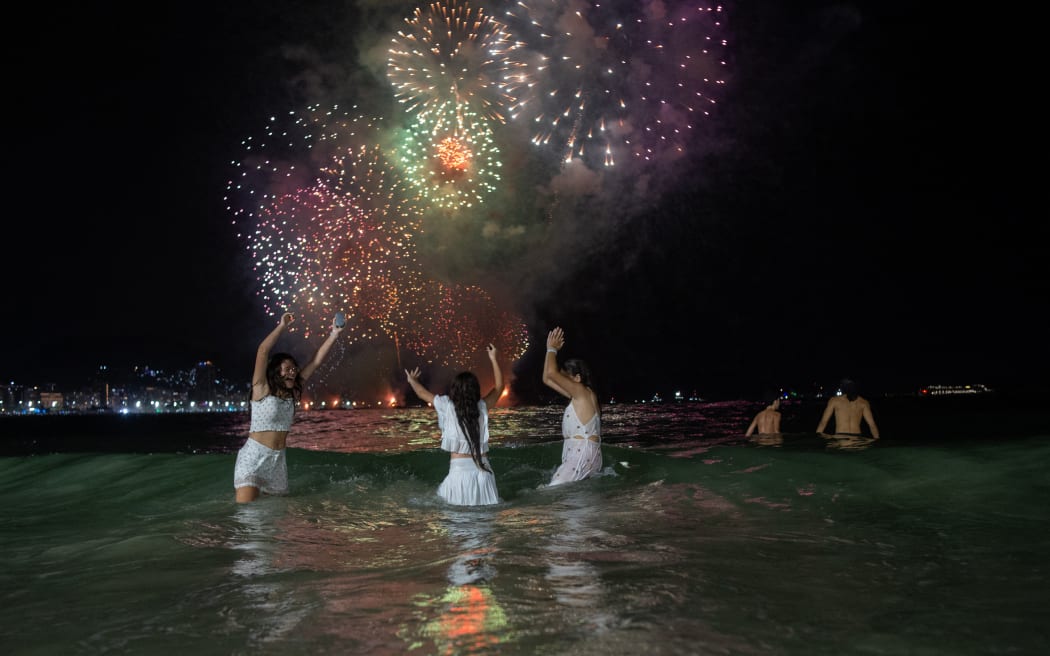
[405,344,504,505]
[542,327,603,485]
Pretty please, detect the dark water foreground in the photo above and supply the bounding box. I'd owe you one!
[1,399,1048,655]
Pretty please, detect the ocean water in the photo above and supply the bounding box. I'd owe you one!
[2,397,1048,655]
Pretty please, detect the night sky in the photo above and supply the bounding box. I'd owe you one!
[8,1,1044,402]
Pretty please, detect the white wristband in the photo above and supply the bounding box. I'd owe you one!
[546,347,558,354]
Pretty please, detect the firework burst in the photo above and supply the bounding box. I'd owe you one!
[504,0,728,167]
[240,179,422,342]
[225,106,425,340]
[225,106,394,222]
[395,280,529,367]
[387,0,531,123]
[393,99,502,210]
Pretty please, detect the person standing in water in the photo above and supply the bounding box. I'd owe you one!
[745,392,782,436]
[542,327,603,485]
[816,378,880,439]
[405,344,504,506]
[234,312,345,502]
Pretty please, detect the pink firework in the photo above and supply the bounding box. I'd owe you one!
[225,106,425,341]
[244,180,422,342]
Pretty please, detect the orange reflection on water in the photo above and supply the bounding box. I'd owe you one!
[431,584,503,654]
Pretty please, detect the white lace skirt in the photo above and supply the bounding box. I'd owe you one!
[437,457,500,506]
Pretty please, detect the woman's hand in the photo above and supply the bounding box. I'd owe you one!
[486,343,498,361]
[279,312,294,329]
[405,367,422,382]
[547,327,565,351]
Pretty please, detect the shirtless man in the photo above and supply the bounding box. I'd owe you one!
[816,379,880,438]
[745,395,782,436]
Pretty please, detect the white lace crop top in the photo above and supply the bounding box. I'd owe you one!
[249,395,295,432]
[433,395,490,454]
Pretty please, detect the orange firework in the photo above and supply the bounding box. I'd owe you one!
[436,136,472,172]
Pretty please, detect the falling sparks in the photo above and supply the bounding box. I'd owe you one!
[503,1,727,167]
[396,281,530,367]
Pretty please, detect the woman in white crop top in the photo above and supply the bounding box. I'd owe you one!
[405,344,504,506]
[541,327,603,486]
[234,312,345,503]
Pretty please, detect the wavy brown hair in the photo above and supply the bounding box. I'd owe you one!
[264,353,303,403]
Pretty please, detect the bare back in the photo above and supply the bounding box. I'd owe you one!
[754,408,781,434]
[572,388,600,426]
[818,395,878,437]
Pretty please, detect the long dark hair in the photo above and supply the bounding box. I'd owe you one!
[264,353,303,403]
[564,358,600,412]
[449,371,491,472]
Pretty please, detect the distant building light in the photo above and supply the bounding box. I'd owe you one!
[920,384,992,396]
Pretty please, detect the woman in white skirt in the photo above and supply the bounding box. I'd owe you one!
[405,344,504,506]
[234,311,345,502]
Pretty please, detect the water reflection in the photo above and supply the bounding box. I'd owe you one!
[230,501,272,574]
[227,500,315,644]
[822,434,877,451]
[441,508,498,586]
[540,490,615,631]
[748,432,784,447]
[419,507,508,654]
[223,496,456,653]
